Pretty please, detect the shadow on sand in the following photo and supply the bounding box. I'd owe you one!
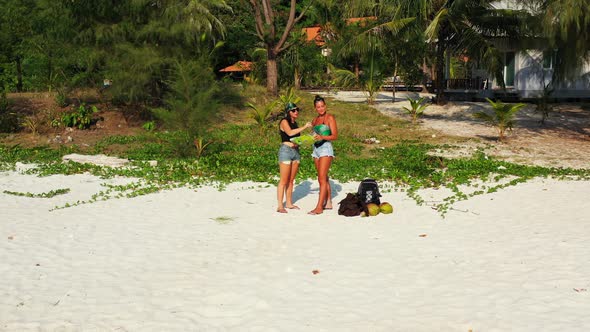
[292,180,344,205]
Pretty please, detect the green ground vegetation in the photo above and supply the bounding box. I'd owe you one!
[1,85,588,216]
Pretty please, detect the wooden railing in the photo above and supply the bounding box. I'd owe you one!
[445,78,487,90]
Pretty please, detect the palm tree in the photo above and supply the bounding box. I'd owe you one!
[531,0,590,83]
[423,0,527,104]
[473,98,525,142]
[329,0,415,103]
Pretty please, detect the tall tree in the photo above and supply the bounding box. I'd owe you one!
[30,0,78,92]
[423,0,526,104]
[328,0,415,103]
[528,0,590,82]
[246,0,312,96]
[214,0,259,71]
[64,0,229,104]
[0,0,35,92]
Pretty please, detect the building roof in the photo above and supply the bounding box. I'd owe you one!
[302,17,379,46]
[346,16,378,26]
[302,26,325,46]
[219,61,253,72]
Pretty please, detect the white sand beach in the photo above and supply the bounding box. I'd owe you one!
[2,168,590,331]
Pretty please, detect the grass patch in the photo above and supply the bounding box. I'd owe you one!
[3,188,70,198]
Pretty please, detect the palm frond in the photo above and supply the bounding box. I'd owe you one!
[246,100,279,126]
[425,8,448,42]
[330,66,357,88]
[474,98,526,141]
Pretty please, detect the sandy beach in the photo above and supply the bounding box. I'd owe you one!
[2,167,590,331]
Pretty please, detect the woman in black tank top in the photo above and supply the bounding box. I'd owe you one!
[277,102,311,213]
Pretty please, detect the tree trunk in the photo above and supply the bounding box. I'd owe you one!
[392,56,398,101]
[294,67,301,90]
[421,57,431,94]
[16,57,23,92]
[248,0,309,98]
[47,53,53,93]
[266,50,279,96]
[435,42,446,105]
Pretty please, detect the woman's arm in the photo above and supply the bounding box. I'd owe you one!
[280,119,311,136]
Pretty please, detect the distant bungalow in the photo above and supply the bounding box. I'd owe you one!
[446,1,590,100]
[219,61,253,81]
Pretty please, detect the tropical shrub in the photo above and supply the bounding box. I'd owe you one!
[55,91,68,107]
[21,113,42,135]
[194,137,213,159]
[278,87,300,110]
[246,100,279,129]
[142,121,155,132]
[536,83,554,125]
[152,58,220,138]
[61,104,98,129]
[473,98,526,142]
[402,97,428,123]
[0,93,20,133]
[330,63,385,105]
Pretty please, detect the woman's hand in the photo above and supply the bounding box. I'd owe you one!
[304,122,312,129]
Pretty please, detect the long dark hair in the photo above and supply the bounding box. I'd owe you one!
[283,111,295,123]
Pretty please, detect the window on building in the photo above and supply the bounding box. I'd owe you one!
[504,52,515,86]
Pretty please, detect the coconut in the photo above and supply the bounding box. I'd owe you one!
[379,202,393,214]
[367,203,380,216]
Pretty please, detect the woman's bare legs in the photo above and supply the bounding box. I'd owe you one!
[309,156,333,214]
[277,161,300,212]
[323,177,333,209]
[285,161,300,209]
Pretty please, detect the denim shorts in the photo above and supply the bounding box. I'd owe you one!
[311,141,334,159]
[278,144,301,164]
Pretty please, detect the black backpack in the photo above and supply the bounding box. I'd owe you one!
[357,179,381,205]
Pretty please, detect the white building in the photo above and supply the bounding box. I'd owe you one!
[449,0,590,100]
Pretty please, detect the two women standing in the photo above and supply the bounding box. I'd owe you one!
[276,95,338,215]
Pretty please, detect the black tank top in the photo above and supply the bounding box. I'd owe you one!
[279,119,300,142]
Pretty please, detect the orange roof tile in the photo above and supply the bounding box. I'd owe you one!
[219,61,253,72]
[346,16,377,26]
[302,26,325,46]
